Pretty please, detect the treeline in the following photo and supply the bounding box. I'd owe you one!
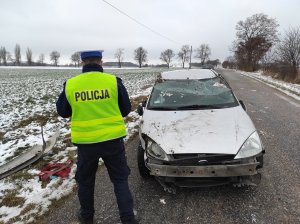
[0,45,64,67]
[131,44,220,69]
[222,13,300,83]
[0,44,220,69]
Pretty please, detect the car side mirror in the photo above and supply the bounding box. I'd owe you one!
[137,101,146,116]
[239,100,247,111]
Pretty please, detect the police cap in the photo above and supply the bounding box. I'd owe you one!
[80,50,103,60]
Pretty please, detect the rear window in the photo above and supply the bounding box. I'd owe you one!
[148,77,238,110]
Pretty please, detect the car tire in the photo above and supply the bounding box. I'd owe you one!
[137,143,151,178]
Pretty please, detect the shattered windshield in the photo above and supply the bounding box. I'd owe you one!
[148,77,238,110]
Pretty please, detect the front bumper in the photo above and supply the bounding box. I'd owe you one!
[147,162,259,177]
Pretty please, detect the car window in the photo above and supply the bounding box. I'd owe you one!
[148,77,238,110]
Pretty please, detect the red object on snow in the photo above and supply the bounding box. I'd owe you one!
[38,160,73,181]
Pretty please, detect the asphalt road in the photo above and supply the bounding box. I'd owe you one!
[45,69,300,224]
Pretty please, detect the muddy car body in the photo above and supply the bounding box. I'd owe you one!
[137,69,264,192]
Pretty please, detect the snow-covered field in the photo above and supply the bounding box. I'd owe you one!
[1,67,298,223]
[0,67,166,224]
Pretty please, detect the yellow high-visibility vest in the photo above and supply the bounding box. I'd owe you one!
[65,71,127,143]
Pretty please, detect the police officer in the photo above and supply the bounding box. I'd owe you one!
[56,50,138,224]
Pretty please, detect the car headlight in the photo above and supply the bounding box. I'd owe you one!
[235,131,263,159]
[146,139,169,161]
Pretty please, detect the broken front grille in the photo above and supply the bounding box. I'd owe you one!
[167,153,237,165]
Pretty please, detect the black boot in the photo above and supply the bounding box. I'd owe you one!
[77,211,94,224]
[122,218,139,224]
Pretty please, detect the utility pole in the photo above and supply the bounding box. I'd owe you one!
[189,45,192,69]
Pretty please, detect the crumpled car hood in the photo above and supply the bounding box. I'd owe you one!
[140,106,256,155]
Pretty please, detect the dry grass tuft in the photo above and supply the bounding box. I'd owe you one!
[0,132,5,141]
[20,203,36,216]
[0,189,26,207]
[130,95,148,111]
[14,111,59,129]
[8,170,34,181]
[124,116,136,123]
[67,150,77,161]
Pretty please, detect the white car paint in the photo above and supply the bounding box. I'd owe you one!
[140,106,255,155]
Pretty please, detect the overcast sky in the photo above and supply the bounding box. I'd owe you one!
[1,0,299,65]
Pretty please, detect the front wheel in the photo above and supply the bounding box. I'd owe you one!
[137,143,150,178]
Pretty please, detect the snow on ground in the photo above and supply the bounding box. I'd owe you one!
[240,71,300,101]
[0,67,166,223]
[2,67,297,223]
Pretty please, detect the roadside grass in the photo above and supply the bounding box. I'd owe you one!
[0,132,5,141]
[130,95,148,111]
[7,204,43,224]
[50,146,66,155]
[25,97,36,105]
[67,150,77,161]
[62,133,72,148]
[0,189,26,208]
[50,179,63,190]
[41,94,53,101]
[262,80,300,97]
[250,75,300,97]
[18,203,39,223]
[124,116,135,123]
[14,112,59,129]
[32,186,78,224]
[8,170,34,182]
[15,115,47,129]
[20,203,36,216]
[3,203,39,224]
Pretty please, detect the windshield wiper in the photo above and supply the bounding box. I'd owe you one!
[148,106,178,110]
[177,104,225,109]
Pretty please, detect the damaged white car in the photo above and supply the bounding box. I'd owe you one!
[137,69,264,193]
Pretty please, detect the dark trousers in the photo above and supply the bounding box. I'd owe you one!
[75,138,134,222]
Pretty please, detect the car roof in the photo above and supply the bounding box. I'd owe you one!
[161,69,218,80]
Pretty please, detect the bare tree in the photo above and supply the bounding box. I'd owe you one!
[260,47,277,71]
[14,44,21,66]
[114,48,124,68]
[26,48,33,66]
[195,44,211,65]
[234,13,279,71]
[0,47,3,65]
[222,56,237,69]
[71,52,80,67]
[177,45,190,68]
[6,52,14,64]
[206,59,221,68]
[50,51,60,66]
[277,27,300,78]
[0,47,7,66]
[160,49,175,69]
[134,47,147,68]
[38,54,45,65]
